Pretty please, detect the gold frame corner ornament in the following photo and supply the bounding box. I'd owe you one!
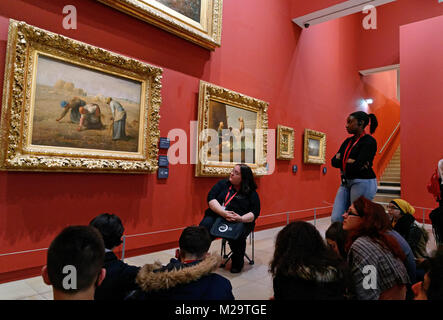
[276,125,294,160]
[96,0,223,50]
[303,128,326,165]
[195,81,269,177]
[0,20,163,174]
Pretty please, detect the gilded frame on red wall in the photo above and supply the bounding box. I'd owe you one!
[276,125,294,160]
[96,0,223,50]
[0,20,163,174]
[303,129,326,165]
[195,81,269,177]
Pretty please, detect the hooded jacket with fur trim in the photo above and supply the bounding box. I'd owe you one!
[129,253,234,300]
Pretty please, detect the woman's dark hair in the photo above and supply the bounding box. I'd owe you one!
[270,221,344,277]
[325,222,348,259]
[345,196,405,261]
[89,213,124,250]
[350,111,378,134]
[236,163,257,195]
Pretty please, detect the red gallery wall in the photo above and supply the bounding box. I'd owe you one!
[0,0,365,282]
[400,16,443,213]
[356,0,443,71]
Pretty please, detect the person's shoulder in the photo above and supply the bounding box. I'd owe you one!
[216,179,230,188]
[249,189,260,199]
[362,134,376,143]
[350,236,372,251]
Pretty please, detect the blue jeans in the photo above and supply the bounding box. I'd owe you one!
[331,178,377,222]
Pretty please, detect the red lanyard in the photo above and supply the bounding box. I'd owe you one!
[183,259,199,264]
[342,133,365,173]
[223,186,237,207]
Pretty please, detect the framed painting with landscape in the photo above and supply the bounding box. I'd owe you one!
[0,20,162,173]
[195,81,269,177]
[303,129,326,165]
[96,0,223,50]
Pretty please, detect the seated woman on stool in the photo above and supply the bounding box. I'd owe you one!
[199,164,260,273]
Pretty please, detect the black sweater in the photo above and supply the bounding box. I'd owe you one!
[204,179,261,221]
[331,134,377,180]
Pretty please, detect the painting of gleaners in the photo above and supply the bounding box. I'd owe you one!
[31,54,142,153]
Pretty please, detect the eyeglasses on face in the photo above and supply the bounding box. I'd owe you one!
[346,208,361,217]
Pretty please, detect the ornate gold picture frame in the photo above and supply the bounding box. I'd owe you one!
[97,0,223,50]
[0,20,163,173]
[303,129,326,165]
[276,125,294,160]
[196,81,268,177]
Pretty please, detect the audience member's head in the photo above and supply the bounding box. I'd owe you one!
[270,221,340,276]
[325,222,347,259]
[343,196,404,261]
[176,226,212,261]
[413,246,443,300]
[89,213,124,250]
[42,226,106,300]
[387,199,415,222]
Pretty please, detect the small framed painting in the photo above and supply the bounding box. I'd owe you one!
[276,125,294,160]
[304,129,326,165]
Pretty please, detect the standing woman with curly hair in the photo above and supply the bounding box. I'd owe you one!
[343,196,410,300]
[331,111,379,222]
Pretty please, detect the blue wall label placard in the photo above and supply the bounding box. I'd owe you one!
[159,137,170,149]
[292,165,298,173]
[158,167,169,179]
[158,155,169,167]
[323,167,327,174]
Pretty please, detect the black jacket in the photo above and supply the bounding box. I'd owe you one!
[273,264,352,300]
[94,251,141,300]
[331,134,377,180]
[393,215,429,260]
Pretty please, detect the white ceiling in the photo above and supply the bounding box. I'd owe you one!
[292,0,396,29]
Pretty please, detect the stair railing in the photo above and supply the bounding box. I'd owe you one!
[379,122,400,154]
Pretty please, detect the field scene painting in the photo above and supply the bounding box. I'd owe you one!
[156,0,201,22]
[208,100,257,164]
[31,55,142,153]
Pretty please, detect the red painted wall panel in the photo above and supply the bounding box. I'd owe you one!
[357,0,443,70]
[0,0,364,282]
[400,16,443,213]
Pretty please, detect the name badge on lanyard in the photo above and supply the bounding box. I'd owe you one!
[222,186,237,210]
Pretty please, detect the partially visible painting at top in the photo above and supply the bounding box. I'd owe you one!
[96,0,223,50]
[157,0,201,22]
